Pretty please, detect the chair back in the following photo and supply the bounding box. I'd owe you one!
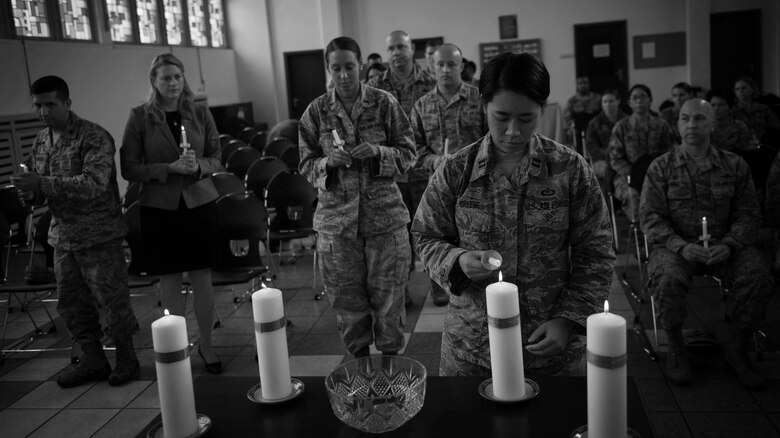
[237,127,258,144]
[226,146,263,180]
[249,131,267,154]
[215,191,268,269]
[265,172,316,234]
[245,157,289,201]
[0,185,31,224]
[210,172,245,200]
[124,201,148,275]
[219,133,234,148]
[266,119,299,146]
[221,139,246,164]
[264,138,299,170]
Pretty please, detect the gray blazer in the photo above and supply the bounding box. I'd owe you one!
[120,102,223,210]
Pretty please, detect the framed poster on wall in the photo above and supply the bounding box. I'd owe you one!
[479,39,541,70]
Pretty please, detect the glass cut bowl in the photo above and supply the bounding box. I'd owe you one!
[324,355,427,433]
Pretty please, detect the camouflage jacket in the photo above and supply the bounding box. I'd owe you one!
[299,84,416,238]
[585,111,627,163]
[660,106,683,145]
[711,117,759,153]
[731,101,780,142]
[765,150,780,230]
[608,114,675,200]
[411,134,614,371]
[640,145,759,253]
[27,112,127,250]
[409,83,486,181]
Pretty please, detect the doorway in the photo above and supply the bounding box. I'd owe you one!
[284,50,326,120]
[710,10,762,92]
[574,20,629,99]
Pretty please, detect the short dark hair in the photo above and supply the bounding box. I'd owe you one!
[367,53,382,61]
[325,36,362,65]
[602,88,620,100]
[479,52,549,107]
[367,63,386,75]
[705,88,735,107]
[629,84,653,101]
[31,75,69,101]
[671,82,692,94]
[734,76,759,95]
[425,40,440,49]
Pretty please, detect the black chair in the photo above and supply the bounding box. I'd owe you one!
[221,139,246,164]
[264,172,318,293]
[263,138,299,170]
[123,201,160,289]
[237,127,258,144]
[219,133,234,148]
[226,147,263,181]
[244,157,289,202]
[213,191,270,303]
[249,131,267,154]
[210,172,245,200]
[266,119,299,146]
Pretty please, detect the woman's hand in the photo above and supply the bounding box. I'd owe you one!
[326,149,353,168]
[350,142,379,160]
[457,250,500,281]
[525,317,576,357]
[168,151,198,175]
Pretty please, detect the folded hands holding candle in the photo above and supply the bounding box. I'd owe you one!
[326,141,380,168]
[678,242,730,265]
[167,149,199,175]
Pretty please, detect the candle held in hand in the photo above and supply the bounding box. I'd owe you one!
[180,125,189,150]
[701,217,709,249]
[586,301,627,438]
[331,129,350,168]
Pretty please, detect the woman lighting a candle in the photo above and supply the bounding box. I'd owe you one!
[412,52,615,377]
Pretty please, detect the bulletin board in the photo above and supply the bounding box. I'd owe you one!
[479,39,541,70]
[632,32,686,69]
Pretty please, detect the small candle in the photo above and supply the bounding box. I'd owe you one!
[486,272,525,400]
[444,138,450,157]
[180,125,189,149]
[252,286,292,399]
[151,310,198,438]
[586,301,627,438]
[626,175,635,221]
[701,217,709,249]
[331,129,350,168]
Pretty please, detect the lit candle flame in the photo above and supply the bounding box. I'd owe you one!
[702,216,706,222]
[164,308,170,316]
[604,301,609,314]
[261,282,268,289]
[498,271,503,282]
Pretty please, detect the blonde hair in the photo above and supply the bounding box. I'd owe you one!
[146,53,196,122]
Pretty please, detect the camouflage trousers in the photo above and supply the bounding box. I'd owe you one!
[439,335,587,378]
[648,246,774,331]
[55,238,138,345]
[318,227,410,354]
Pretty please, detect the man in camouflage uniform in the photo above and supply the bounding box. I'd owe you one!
[12,76,138,388]
[299,77,415,357]
[409,43,486,306]
[563,76,601,148]
[367,30,435,306]
[640,98,774,390]
[766,151,780,273]
[412,133,614,377]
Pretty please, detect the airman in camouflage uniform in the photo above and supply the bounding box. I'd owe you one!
[640,98,773,389]
[563,77,601,147]
[409,43,487,306]
[12,76,137,388]
[766,150,780,272]
[412,133,615,377]
[584,100,627,195]
[711,118,759,153]
[608,113,675,218]
[299,83,415,356]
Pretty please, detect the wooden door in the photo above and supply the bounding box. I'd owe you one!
[574,21,629,98]
[284,50,326,119]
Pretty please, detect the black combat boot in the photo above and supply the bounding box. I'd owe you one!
[665,327,692,386]
[723,329,766,391]
[109,336,140,386]
[57,340,111,388]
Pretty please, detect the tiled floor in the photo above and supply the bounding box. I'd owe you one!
[1,228,779,438]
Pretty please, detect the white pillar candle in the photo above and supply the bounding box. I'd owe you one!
[701,217,709,249]
[486,272,525,400]
[252,286,292,399]
[151,310,198,438]
[587,301,627,438]
[180,125,189,149]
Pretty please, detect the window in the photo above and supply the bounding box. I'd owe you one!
[187,0,206,47]
[162,0,183,45]
[12,0,51,37]
[105,0,133,42]
[136,0,160,44]
[59,0,92,40]
[207,0,224,47]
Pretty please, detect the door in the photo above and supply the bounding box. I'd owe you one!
[710,10,761,92]
[284,50,327,119]
[574,21,628,99]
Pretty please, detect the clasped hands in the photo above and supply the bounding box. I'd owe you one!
[326,142,379,169]
[679,242,730,265]
[458,250,574,357]
[168,149,199,175]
